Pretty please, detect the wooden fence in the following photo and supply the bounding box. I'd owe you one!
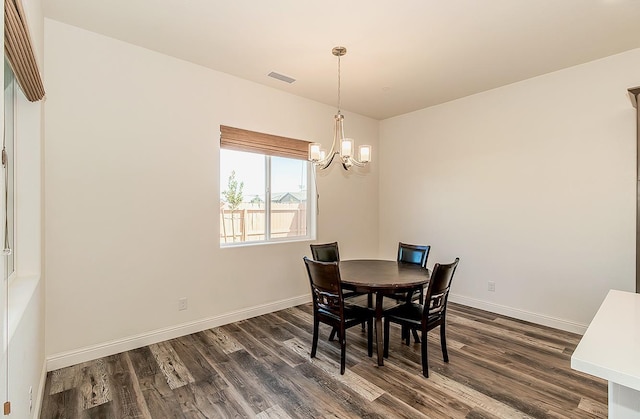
[220,204,307,243]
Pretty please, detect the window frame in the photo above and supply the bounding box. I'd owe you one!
[219,127,316,247]
[4,59,16,281]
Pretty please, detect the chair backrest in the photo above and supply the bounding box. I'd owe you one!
[310,242,340,262]
[303,256,344,318]
[397,242,430,268]
[423,258,460,321]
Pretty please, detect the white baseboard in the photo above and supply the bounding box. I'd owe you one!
[47,293,586,371]
[449,293,587,335]
[46,294,312,371]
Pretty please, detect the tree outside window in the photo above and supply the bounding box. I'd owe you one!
[221,171,244,242]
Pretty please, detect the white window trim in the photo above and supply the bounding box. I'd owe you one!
[220,153,316,248]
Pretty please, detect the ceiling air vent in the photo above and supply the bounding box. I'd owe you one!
[268,71,296,84]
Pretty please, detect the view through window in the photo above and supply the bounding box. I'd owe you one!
[220,148,313,244]
[4,60,14,277]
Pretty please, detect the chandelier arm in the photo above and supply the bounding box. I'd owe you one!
[345,156,368,168]
[316,150,339,170]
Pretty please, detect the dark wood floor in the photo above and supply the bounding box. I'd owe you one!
[39,302,606,418]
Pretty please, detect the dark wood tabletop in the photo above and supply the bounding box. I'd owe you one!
[337,259,430,366]
[339,259,430,291]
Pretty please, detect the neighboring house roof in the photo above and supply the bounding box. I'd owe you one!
[271,192,306,203]
[221,192,307,208]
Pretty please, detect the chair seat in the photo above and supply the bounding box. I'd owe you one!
[343,290,367,299]
[344,304,374,324]
[384,302,442,328]
[384,302,422,323]
[385,286,423,304]
[318,304,373,326]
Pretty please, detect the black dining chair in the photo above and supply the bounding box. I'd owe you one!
[395,242,430,302]
[384,242,430,343]
[303,256,373,374]
[310,242,370,341]
[383,257,459,378]
[310,242,340,263]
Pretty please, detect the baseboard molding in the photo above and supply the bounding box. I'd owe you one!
[47,293,586,371]
[449,293,587,335]
[46,294,312,371]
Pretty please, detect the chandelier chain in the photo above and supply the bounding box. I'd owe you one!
[337,54,341,112]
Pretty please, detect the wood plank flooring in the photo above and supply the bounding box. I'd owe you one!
[39,303,606,418]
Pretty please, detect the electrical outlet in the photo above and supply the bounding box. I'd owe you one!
[488,281,496,292]
[178,297,188,311]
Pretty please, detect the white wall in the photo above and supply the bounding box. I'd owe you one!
[43,19,379,365]
[380,48,640,332]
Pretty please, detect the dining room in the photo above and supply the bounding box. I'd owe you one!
[42,25,638,369]
[4,1,640,418]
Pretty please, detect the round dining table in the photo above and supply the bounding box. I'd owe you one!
[338,259,430,366]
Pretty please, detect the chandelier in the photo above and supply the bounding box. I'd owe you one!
[308,46,371,170]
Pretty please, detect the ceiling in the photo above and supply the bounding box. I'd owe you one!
[42,0,640,120]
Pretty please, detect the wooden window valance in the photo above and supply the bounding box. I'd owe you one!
[220,125,310,161]
[4,0,45,102]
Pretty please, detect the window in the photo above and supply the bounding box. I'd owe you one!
[3,59,15,277]
[220,126,315,245]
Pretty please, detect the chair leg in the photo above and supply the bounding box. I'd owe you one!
[421,327,429,378]
[440,322,449,363]
[383,318,390,358]
[311,317,319,358]
[404,326,411,346]
[367,317,373,357]
[329,327,337,341]
[412,327,421,343]
[340,327,346,375]
[361,293,373,332]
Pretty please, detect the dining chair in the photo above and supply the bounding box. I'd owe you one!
[310,242,370,341]
[396,242,430,301]
[385,242,431,301]
[310,241,340,263]
[385,242,431,343]
[303,256,373,374]
[383,257,459,378]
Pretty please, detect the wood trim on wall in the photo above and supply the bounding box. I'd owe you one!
[4,0,45,102]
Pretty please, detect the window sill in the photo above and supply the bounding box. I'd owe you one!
[8,274,40,342]
[220,236,315,248]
